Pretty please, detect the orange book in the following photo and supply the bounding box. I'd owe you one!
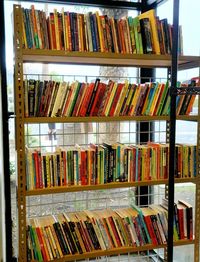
[49,13,57,50]
[117,19,126,53]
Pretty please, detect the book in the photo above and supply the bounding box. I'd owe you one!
[138,10,160,54]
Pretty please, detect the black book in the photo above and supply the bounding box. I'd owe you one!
[36,81,44,117]
[68,221,83,254]
[85,220,101,250]
[140,18,153,54]
[56,222,71,254]
[53,222,68,255]
[69,13,75,51]
[102,143,113,183]
[28,79,36,117]
[42,155,47,188]
[62,221,77,254]
[161,19,171,54]
[180,80,196,115]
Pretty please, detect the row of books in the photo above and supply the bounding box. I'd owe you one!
[24,78,197,118]
[26,143,196,190]
[27,200,193,261]
[22,6,183,55]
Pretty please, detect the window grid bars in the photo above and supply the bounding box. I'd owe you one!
[24,73,167,261]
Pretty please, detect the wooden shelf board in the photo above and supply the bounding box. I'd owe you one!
[22,50,200,70]
[23,115,198,124]
[26,178,197,196]
[30,240,195,262]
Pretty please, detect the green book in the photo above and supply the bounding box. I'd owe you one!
[68,81,82,116]
[30,226,43,262]
[156,81,169,116]
[145,82,158,115]
[132,17,143,54]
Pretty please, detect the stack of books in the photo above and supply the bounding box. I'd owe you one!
[24,79,197,118]
[26,143,196,190]
[27,201,193,261]
[22,6,183,55]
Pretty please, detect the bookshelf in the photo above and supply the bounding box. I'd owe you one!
[13,2,200,262]
[22,49,200,70]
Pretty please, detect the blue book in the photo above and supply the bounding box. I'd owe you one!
[90,13,97,52]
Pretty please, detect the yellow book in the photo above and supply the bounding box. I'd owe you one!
[96,11,104,52]
[129,84,141,116]
[105,82,118,116]
[77,14,82,52]
[45,154,51,187]
[138,10,160,54]
[115,80,129,116]
[125,18,132,54]
[22,8,28,49]
[61,8,68,51]
[54,9,60,50]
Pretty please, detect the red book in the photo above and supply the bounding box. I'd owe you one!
[143,214,158,245]
[90,83,106,116]
[33,151,40,189]
[177,204,184,239]
[81,151,87,185]
[178,200,193,240]
[108,216,122,247]
[109,83,124,116]
[49,13,57,49]
[79,83,95,117]
[36,227,49,261]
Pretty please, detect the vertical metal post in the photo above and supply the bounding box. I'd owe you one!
[167,0,180,261]
[0,1,12,261]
